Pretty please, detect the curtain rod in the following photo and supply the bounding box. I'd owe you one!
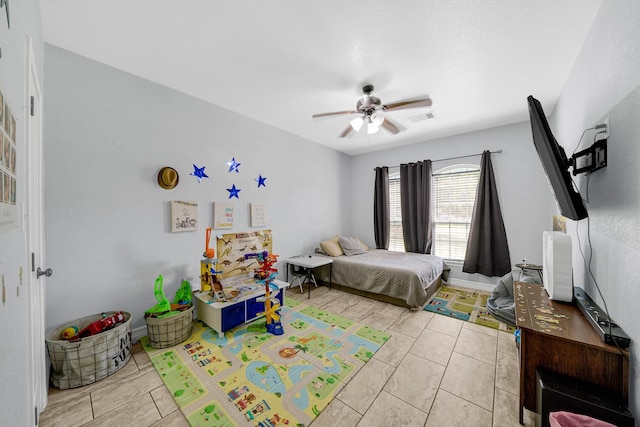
[374,149,502,170]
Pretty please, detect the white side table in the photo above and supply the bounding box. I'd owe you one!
[285,255,333,299]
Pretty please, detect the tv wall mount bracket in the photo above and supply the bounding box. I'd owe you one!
[570,124,608,175]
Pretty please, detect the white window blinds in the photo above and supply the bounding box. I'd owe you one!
[432,166,480,260]
[388,172,404,252]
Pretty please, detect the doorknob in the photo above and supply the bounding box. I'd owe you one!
[36,267,53,279]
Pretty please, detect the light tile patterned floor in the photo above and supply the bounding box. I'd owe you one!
[39,285,537,427]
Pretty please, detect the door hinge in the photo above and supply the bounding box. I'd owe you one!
[31,252,35,272]
[30,96,35,116]
[35,406,38,425]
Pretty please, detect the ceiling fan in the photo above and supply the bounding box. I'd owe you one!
[312,84,432,138]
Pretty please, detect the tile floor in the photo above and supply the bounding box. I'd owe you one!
[39,284,537,427]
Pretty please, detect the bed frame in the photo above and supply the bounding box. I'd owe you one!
[312,249,449,309]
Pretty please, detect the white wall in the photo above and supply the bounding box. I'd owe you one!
[551,1,640,419]
[349,121,553,286]
[43,45,351,333]
[0,0,44,425]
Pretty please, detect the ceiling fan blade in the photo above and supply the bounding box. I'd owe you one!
[312,110,358,119]
[383,98,432,111]
[380,118,400,135]
[339,125,354,138]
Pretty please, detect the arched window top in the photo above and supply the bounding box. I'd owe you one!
[433,163,479,175]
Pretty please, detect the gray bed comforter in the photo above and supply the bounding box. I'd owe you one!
[315,249,446,308]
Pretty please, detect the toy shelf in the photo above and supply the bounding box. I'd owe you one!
[194,278,288,338]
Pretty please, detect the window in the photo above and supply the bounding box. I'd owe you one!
[388,171,404,251]
[387,164,480,259]
[432,165,480,260]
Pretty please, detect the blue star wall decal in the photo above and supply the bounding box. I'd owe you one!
[227,157,241,173]
[227,184,241,199]
[190,164,209,182]
[256,174,267,187]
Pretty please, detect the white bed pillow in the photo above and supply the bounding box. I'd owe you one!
[338,236,367,256]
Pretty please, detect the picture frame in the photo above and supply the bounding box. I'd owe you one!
[250,203,267,227]
[213,202,234,229]
[0,87,17,234]
[171,200,198,232]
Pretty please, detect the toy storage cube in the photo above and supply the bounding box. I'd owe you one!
[45,311,132,390]
[219,303,244,331]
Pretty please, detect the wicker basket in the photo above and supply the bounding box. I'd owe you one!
[45,311,132,390]
[145,306,194,348]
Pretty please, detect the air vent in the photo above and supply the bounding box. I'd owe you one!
[408,112,435,122]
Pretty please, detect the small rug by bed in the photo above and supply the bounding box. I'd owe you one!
[424,285,513,331]
[142,298,390,427]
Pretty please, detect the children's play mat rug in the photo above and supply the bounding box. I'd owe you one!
[142,298,390,427]
[424,285,512,331]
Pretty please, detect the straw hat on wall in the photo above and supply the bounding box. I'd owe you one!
[158,167,179,189]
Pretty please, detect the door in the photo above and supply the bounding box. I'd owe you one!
[25,37,47,424]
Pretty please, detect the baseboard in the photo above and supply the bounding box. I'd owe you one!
[446,278,495,293]
[132,325,147,343]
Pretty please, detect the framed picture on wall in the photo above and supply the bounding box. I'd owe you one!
[0,89,4,129]
[250,203,267,227]
[213,202,234,229]
[0,87,18,234]
[171,200,198,232]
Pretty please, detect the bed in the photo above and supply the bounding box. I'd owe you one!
[313,248,448,309]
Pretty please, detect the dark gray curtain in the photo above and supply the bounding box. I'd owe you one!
[400,160,433,253]
[463,151,511,276]
[373,167,390,249]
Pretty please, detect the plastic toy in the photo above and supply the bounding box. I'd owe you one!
[203,228,215,259]
[77,311,126,339]
[200,258,214,292]
[211,278,227,302]
[173,279,192,306]
[245,251,283,335]
[145,275,171,315]
[61,325,79,340]
[200,228,221,293]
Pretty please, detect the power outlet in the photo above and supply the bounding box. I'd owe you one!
[597,117,610,140]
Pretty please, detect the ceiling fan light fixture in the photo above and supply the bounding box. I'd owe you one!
[350,116,364,131]
[313,84,431,139]
[366,113,382,134]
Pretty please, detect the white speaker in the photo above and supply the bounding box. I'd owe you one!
[542,231,573,302]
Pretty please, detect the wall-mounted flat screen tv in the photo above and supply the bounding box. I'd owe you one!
[527,96,588,220]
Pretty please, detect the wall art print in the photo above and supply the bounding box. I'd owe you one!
[171,200,198,232]
[250,203,267,227]
[0,87,18,234]
[213,201,234,229]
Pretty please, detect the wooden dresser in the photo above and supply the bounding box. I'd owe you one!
[514,281,629,424]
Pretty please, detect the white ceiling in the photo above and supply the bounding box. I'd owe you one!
[38,0,602,156]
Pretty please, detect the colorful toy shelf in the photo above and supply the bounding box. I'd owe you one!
[194,277,287,338]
